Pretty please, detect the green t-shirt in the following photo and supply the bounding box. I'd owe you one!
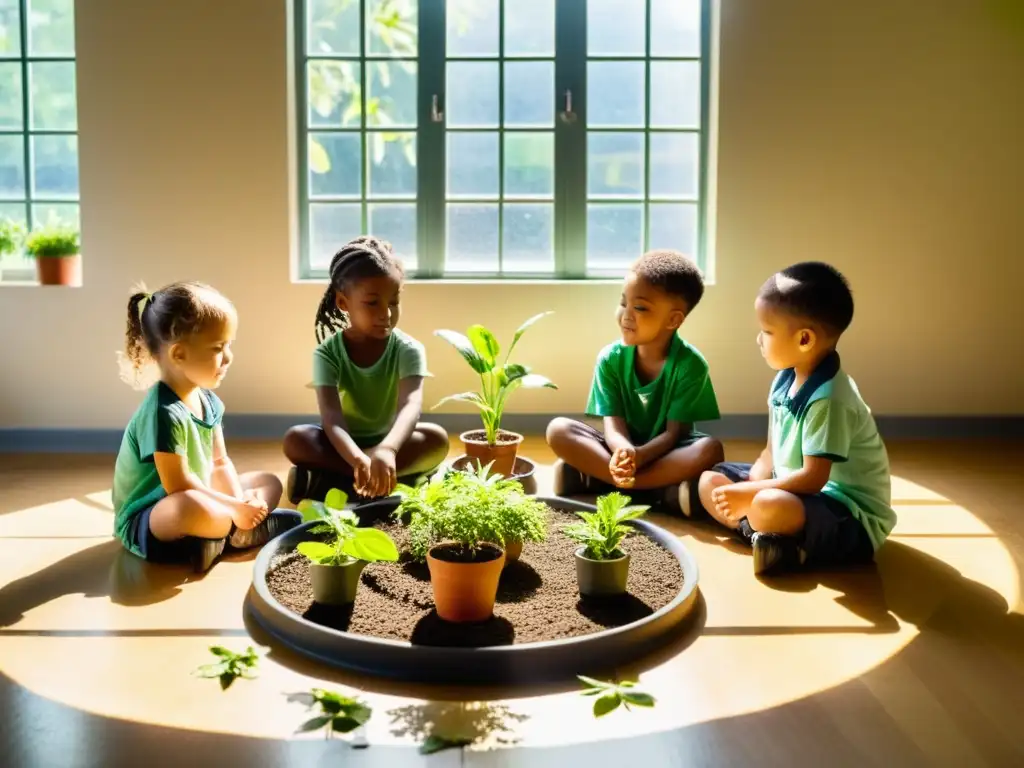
[311,328,429,445]
[769,353,896,550]
[585,335,720,445]
[111,383,225,555]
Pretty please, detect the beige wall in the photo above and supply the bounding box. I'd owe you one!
[1,0,1021,429]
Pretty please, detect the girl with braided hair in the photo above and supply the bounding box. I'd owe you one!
[283,236,449,503]
[112,282,300,573]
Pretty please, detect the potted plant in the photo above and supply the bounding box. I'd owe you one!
[296,488,400,605]
[0,217,24,277]
[394,465,547,621]
[433,312,557,479]
[25,221,80,286]
[563,492,649,597]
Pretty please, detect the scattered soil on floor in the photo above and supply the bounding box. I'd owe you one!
[265,507,684,646]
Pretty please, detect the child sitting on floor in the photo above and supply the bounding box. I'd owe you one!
[283,236,449,504]
[696,262,896,575]
[112,282,300,573]
[546,249,724,510]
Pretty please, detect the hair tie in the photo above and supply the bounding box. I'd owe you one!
[137,291,153,321]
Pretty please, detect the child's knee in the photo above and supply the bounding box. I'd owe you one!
[545,416,574,448]
[417,422,451,459]
[749,489,805,535]
[695,436,725,468]
[282,424,319,463]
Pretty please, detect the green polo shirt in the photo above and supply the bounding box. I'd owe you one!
[112,383,225,555]
[769,353,895,550]
[585,334,720,445]
[311,328,429,446]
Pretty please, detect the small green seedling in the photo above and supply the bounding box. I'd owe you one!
[577,676,656,717]
[294,688,373,739]
[297,488,400,565]
[563,492,649,561]
[194,645,259,690]
[420,735,473,755]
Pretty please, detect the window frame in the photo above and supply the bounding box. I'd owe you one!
[295,0,715,282]
[0,0,79,283]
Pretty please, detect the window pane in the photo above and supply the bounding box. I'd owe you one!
[505,0,554,57]
[368,60,417,128]
[587,132,643,198]
[587,204,642,270]
[648,203,698,256]
[649,132,699,199]
[309,133,361,197]
[28,0,74,56]
[504,61,554,128]
[0,0,22,57]
[651,0,701,57]
[587,62,645,127]
[650,61,700,128]
[367,132,416,197]
[447,132,498,198]
[30,61,76,131]
[369,203,416,269]
[0,134,23,198]
[504,132,553,198]
[503,204,553,272]
[31,134,77,198]
[447,0,498,57]
[447,62,498,128]
[310,203,362,269]
[308,61,362,128]
[447,204,498,272]
[0,201,25,224]
[0,62,22,130]
[307,0,360,55]
[366,0,418,57]
[32,201,78,228]
[588,0,645,56]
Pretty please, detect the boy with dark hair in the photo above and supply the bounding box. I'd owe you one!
[546,250,724,509]
[696,261,895,575]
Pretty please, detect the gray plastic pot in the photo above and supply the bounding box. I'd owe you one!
[310,559,368,605]
[574,546,630,596]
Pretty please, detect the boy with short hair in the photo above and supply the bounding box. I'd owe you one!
[697,262,895,575]
[546,249,724,508]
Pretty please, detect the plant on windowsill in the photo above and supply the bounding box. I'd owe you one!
[24,222,80,286]
[393,463,548,622]
[563,492,649,597]
[0,218,24,280]
[296,488,400,605]
[432,312,557,480]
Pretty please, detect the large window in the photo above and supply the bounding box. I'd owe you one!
[0,0,78,281]
[298,0,712,279]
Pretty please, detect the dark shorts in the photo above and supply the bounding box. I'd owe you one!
[712,462,875,567]
[127,503,196,563]
[573,419,710,450]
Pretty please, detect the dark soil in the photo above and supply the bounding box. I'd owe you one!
[462,429,521,445]
[265,506,684,647]
[430,541,504,563]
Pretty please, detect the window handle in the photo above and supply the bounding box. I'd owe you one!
[559,89,577,124]
[431,94,444,123]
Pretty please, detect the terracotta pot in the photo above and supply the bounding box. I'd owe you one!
[35,254,80,286]
[310,559,367,605]
[427,542,505,623]
[449,454,538,495]
[575,546,630,596]
[504,538,523,563]
[459,429,524,479]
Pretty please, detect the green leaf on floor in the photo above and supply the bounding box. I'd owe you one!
[577,675,657,718]
[194,645,260,689]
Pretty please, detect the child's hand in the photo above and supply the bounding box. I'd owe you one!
[609,447,636,488]
[366,446,398,498]
[352,452,373,497]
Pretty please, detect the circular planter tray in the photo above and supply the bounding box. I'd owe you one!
[247,496,700,685]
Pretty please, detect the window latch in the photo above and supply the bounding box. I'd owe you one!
[431,94,444,123]
[559,89,577,124]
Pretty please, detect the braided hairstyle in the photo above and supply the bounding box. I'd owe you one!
[120,281,236,389]
[314,235,404,343]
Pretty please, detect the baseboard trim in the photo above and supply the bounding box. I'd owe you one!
[0,413,1021,454]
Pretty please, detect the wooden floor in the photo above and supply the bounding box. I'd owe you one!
[1,437,1023,767]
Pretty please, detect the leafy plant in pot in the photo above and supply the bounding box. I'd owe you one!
[25,221,80,286]
[0,217,24,274]
[433,312,557,478]
[563,492,649,597]
[296,488,399,605]
[393,465,547,621]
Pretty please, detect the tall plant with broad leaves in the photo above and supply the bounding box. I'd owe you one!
[433,312,558,445]
[296,488,399,566]
[563,492,649,561]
